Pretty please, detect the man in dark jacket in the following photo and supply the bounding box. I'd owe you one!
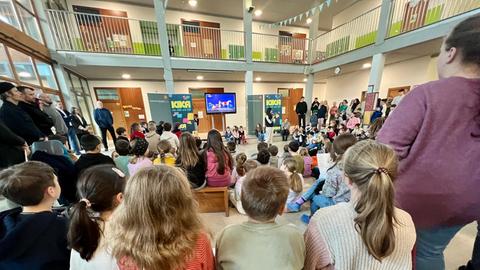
[0,119,27,169]
[17,86,54,136]
[295,96,307,129]
[93,101,116,151]
[0,82,45,145]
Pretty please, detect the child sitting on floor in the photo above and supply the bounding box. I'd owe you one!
[300,148,313,177]
[231,153,247,185]
[116,127,129,142]
[216,166,305,269]
[153,140,176,166]
[229,159,258,215]
[114,139,131,176]
[268,145,279,168]
[127,138,152,176]
[280,158,304,207]
[239,126,247,144]
[257,149,271,166]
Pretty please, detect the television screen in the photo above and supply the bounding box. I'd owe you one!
[205,93,237,114]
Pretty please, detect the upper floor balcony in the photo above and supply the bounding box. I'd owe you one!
[46,0,480,66]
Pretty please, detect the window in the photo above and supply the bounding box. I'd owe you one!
[18,6,42,43]
[95,88,119,100]
[9,47,40,86]
[35,60,58,89]
[0,44,13,78]
[0,0,20,29]
[0,0,43,44]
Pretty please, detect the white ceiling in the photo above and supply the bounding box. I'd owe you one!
[105,0,359,30]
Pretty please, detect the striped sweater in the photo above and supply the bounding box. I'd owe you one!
[304,202,416,270]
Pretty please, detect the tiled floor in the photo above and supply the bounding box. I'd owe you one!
[199,138,476,270]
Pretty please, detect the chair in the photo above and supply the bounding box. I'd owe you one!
[31,140,65,156]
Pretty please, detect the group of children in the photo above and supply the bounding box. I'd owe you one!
[224,126,247,145]
[0,136,417,270]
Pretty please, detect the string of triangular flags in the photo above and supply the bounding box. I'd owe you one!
[259,0,335,29]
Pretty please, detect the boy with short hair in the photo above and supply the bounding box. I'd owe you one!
[75,134,114,174]
[216,166,305,270]
[251,142,268,159]
[288,141,304,175]
[268,145,279,168]
[256,149,270,165]
[0,161,70,269]
[116,127,129,142]
[227,141,236,154]
[114,139,131,176]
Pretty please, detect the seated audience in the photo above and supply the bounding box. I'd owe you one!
[257,149,271,166]
[116,127,129,142]
[304,140,416,270]
[69,165,125,269]
[255,123,265,142]
[229,159,258,215]
[216,166,305,270]
[225,126,234,142]
[279,144,292,168]
[48,134,77,162]
[130,123,145,140]
[153,140,176,166]
[114,139,131,176]
[127,138,152,176]
[0,161,69,269]
[268,145,279,168]
[351,123,365,140]
[204,130,233,187]
[288,134,357,222]
[346,112,361,130]
[368,117,385,140]
[231,153,247,185]
[288,141,304,175]
[280,158,304,206]
[108,165,214,270]
[227,141,236,154]
[176,133,206,189]
[238,126,247,144]
[172,122,182,138]
[251,142,268,159]
[75,134,114,174]
[232,126,240,144]
[300,148,313,177]
[145,121,160,154]
[160,122,179,150]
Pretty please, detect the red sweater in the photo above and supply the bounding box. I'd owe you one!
[130,131,145,140]
[117,233,214,270]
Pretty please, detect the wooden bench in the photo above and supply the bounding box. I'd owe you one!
[194,186,229,217]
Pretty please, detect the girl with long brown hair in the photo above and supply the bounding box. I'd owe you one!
[108,165,214,270]
[176,132,206,189]
[304,140,416,270]
[203,129,233,187]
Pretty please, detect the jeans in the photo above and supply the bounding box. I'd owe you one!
[298,114,306,129]
[301,178,325,202]
[67,128,81,154]
[281,129,289,141]
[100,126,116,150]
[416,225,465,270]
[311,194,335,215]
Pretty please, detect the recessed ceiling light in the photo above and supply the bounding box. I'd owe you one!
[122,73,131,79]
[18,71,31,78]
[306,18,312,24]
[196,75,204,80]
[362,63,372,69]
[188,0,197,7]
[254,10,262,17]
[255,77,262,81]
[303,78,308,82]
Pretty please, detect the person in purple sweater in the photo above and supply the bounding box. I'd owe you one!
[377,15,480,270]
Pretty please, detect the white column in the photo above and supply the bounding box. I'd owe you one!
[375,0,394,45]
[243,0,253,64]
[153,0,175,94]
[368,53,385,93]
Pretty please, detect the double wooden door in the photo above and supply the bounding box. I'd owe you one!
[182,20,221,59]
[279,88,304,126]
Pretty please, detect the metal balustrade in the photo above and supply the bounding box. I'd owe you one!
[252,32,309,64]
[387,0,480,39]
[311,6,382,64]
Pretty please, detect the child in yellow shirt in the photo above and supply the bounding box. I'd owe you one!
[153,140,176,166]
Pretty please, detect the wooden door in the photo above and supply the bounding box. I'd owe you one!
[402,0,429,32]
[387,86,411,99]
[279,31,293,63]
[192,98,210,133]
[103,101,127,132]
[119,88,146,132]
[279,88,303,126]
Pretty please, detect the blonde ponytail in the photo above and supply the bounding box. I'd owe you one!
[343,140,398,261]
[282,158,303,193]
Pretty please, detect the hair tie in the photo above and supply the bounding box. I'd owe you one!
[376,167,389,175]
[80,198,91,208]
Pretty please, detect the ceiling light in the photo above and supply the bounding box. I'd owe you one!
[362,63,372,69]
[18,71,31,78]
[303,78,308,82]
[306,18,312,24]
[255,77,262,81]
[122,73,131,79]
[254,10,262,17]
[188,0,197,7]
[196,75,204,80]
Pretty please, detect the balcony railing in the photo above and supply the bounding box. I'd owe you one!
[386,0,480,39]
[311,6,382,64]
[252,33,309,64]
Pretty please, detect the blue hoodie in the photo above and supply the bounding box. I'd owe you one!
[94,108,113,128]
[0,207,69,270]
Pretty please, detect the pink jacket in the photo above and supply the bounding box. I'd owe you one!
[346,117,360,129]
[206,150,232,187]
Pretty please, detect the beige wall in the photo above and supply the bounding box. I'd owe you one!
[324,55,439,103]
[332,0,382,28]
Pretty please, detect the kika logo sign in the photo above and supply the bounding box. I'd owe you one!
[266,99,281,106]
[170,100,191,109]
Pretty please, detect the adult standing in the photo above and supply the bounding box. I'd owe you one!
[94,101,116,151]
[39,93,68,136]
[71,107,90,142]
[57,102,81,155]
[281,118,291,141]
[377,15,480,270]
[317,101,328,126]
[391,89,406,106]
[0,119,29,168]
[311,97,320,115]
[18,86,54,136]
[295,96,307,129]
[0,82,44,145]
[264,108,274,145]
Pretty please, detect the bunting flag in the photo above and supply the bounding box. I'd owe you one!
[260,0,355,29]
